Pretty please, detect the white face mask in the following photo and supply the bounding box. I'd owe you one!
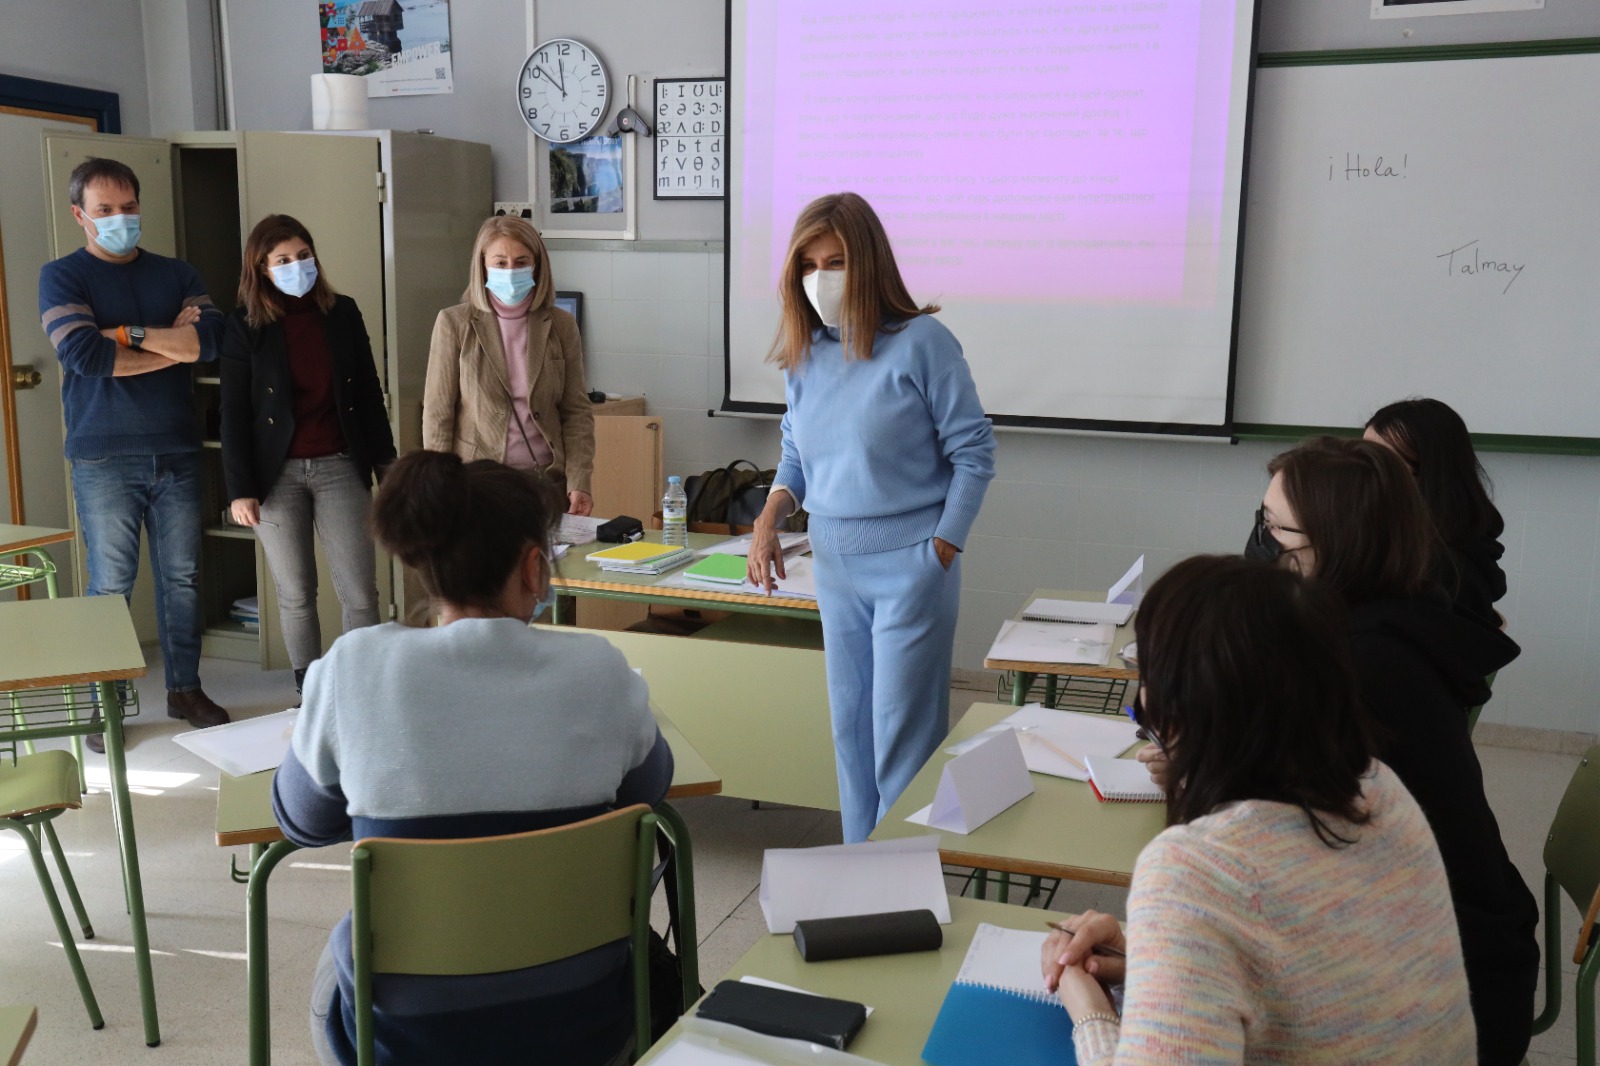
[268,257,319,298]
[802,268,846,328]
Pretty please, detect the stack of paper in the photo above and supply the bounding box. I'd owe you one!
[556,514,606,545]
[947,705,1140,782]
[740,555,818,599]
[986,619,1113,666]
[698,532,810,557]
[587,541,695,574]
[759,836,951,934]
[171,708,298,777]
[230,595,260,632]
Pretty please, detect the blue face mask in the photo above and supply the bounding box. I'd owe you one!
[90,213,141,256]
[268,259,318,300]
[485,266,536,305]
[268,257,319,298]
[528,550,557,623]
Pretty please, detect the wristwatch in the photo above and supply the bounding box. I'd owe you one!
[127,325,146,350]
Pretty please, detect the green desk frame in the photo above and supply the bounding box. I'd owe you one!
[0,597,160,1047]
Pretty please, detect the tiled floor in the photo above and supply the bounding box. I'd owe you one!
[0,654,1590,1063]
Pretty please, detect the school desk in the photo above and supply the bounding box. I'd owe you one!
[870,702,1164,889]
[216,705,719,1066]
[0,1005,37,1066]
[0,596,161,1046]
[549,532,820,623]
[985,589,1139,709]
[637,895,1071,1065]
[0,523,73,598]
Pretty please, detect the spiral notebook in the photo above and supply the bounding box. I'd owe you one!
[921,924,1078,1066]
[1084,755,1165,803]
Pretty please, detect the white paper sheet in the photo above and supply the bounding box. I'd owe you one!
[986,619,1113,666]
[946,705,1140,782]
[697,532,810,557]
[170,709,299,777]
[759,835,951,934]
[556,514,606,545]
[904,729,1033,834]
[739,555,817,599]
[1019,598,1131,626]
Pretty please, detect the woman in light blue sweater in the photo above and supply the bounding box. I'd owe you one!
[748,192,996,842]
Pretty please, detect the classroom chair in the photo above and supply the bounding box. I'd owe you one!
[1529,745,1600,1066]
[348,803,693,1065]
[0,749,103,1030]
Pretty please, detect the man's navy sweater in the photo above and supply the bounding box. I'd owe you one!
[39,247,222,459]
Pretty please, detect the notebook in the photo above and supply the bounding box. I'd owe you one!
[684,553,751,585]
[1084,755,1164,803]
[587,541,688,564]
[922,924,1078,1066]
[1021,598,1133,626]
[986,619,1114,667]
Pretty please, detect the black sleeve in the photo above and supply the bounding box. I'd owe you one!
[343,299,397,476]
[219,313,259,502]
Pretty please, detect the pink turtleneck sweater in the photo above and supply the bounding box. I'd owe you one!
[490,293,555,470]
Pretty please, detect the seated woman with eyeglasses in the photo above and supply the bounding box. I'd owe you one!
[1246,436,1535,1066]
[1364,397,1508,631]
[272,450,671,1066]
[1041,554,1474,1064]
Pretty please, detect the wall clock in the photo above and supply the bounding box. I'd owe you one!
[518,38,609,143]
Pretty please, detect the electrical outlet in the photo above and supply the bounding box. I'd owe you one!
[493,201,537,219]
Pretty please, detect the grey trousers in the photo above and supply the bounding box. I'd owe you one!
[254,455,380,671]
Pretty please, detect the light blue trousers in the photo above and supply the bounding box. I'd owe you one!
[813,539,962,843]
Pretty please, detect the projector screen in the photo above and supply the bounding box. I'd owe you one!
[725,0,1258,433]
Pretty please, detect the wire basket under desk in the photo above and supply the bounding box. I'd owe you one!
[2,682,142,757]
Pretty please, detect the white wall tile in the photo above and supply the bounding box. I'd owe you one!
[549,250,613,300]
[658,252,713,304]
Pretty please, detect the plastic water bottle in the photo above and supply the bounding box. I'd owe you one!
[662,476,688,546]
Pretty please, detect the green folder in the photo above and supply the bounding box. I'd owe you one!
[684,553,750,585]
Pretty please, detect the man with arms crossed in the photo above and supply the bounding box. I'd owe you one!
[39,157,231,751]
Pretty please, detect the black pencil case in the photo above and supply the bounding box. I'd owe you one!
[793,909,943,962]
[695,979,868,1050]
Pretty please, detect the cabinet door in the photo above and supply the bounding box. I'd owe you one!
[238,132,384,385]
[42,132,177,643]
[239,133,390,669]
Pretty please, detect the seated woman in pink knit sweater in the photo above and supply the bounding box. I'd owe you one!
[1042,555,1475,1065]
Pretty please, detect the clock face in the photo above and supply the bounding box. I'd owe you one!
[518,39,609,144]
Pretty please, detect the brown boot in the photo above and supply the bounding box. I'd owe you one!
[167,688,230,728]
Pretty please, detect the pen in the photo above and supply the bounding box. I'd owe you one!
[1123,704,1162,750]
[1044,920,1127,959]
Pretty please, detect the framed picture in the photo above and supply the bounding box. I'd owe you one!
[1372,0,1543,17]
[536,131,637,239]
[654,77,725,200]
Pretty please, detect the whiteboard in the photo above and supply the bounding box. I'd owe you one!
[1235,52,1600,438]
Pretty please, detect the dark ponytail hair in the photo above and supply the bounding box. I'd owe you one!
[1134,554,1376,848]
[372,451,560,608]
[1365,397,1504,545]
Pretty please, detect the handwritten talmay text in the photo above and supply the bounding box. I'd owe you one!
[1436,240,1524,295]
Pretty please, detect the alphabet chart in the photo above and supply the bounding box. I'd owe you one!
[655,77,725,200]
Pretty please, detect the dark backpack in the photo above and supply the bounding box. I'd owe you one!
[683,460,807,535]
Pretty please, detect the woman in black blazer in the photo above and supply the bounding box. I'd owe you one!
[221,214,396,695]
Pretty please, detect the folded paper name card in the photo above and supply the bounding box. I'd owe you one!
[758,836,951,934]
[905,728,1034,834]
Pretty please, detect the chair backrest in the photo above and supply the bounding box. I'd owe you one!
[351,804,655,977]
[1545,747,1600,963]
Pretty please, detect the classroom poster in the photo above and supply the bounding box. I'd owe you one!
[319,0,454,97]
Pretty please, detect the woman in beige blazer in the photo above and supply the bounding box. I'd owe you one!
[423,215,596,514]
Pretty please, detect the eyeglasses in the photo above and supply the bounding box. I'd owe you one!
[1255,507,1304,539]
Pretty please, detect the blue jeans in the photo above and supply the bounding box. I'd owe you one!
[812,538,962,843]
[252,455,380,671]
[71,452,204,691]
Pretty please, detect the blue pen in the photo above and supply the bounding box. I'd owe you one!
[1124,704,1162,750]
